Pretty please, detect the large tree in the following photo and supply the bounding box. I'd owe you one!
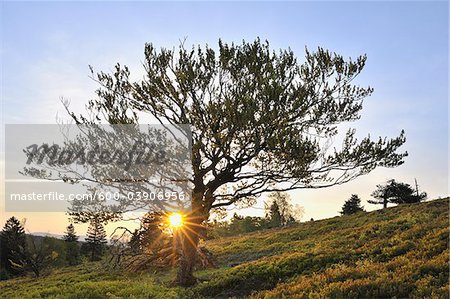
[30,38,407,285]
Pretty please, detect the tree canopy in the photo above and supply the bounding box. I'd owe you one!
[63,223,80,266]
[1,217,26,277]
[368,179,427,208]
[69,39,406,213]
[340,194,365,215]
[85,219,107,262]
[27,38,407,285]
[265,191,304,227]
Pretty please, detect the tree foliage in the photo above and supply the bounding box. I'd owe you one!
[85,219,107,262]
[127,212,175,268]
[265,192,304,227]
[22,236,59,277]
[368,179,427,208]
[1,217,59,278]
[63,223,80,266]
[340,194,365,215]
[70,38,407,209]
[0,217,26,277]
[30,38,407,285]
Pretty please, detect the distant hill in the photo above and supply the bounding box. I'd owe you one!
[30,232,87,242]
[1,198,448,298]
[30,232,64,239]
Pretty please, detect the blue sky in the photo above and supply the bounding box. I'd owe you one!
[1,1,448,234]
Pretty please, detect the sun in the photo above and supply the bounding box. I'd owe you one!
[168,212,184,229]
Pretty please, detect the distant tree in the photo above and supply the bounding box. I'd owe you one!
[368,179,427,208]
[265,192,304,227]
[0,231,7,280]
[266,201,283,228]
[229,213,267,234]
[85,219,107,261]
[340,194,365,215]
[63,223,78,242]
[0,217,27,276]
[391,181,427,205]
[63,223,80,266]
[207,213,271,238]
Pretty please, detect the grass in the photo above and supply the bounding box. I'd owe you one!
[1,198,448,298]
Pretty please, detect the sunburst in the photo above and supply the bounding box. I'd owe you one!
[168,212,184,229]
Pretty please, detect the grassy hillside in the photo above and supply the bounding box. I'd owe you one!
[1,198,448,298]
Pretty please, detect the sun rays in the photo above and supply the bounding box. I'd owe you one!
[163,211,206,266]
[168,213,184,229]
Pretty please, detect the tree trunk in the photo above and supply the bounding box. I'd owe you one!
[175,191,206,286]
[176,227,199,286]
[383,197,388,209]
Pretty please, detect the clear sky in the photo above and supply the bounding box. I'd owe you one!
[1,1,448,236]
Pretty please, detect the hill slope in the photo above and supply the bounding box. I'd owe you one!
[1,198,448,298]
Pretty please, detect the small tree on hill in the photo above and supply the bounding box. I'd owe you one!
[63,223,80,266]
[340,194,365,215]
[369,179,427,209]
[85,219,107,261]
[63,223,78,242]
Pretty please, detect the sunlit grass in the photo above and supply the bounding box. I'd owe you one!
[1,198,447,298]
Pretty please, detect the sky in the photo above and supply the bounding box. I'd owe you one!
[0,1,448,236]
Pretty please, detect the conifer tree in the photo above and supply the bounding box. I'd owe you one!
[63,223,80,265]
[265,192,303,227]
[85,219,107,261]
[340,194,365,215]
[0,217,27,276]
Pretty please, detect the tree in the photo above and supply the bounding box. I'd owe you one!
[391,180,427,204]
[85,219,107,262]
[266,201,283,228]
[121,212,179,271]
[0,217,27,277]
[28,38,407,285]
[0,218,58,278]
[127,212,168,256]
[63,223,78,242]
[63,223,80,266]
[22,236,59,277]
[368,179,427,208]
[229,213,267,234]
[265,192,304,227]
[340,194,365,215]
